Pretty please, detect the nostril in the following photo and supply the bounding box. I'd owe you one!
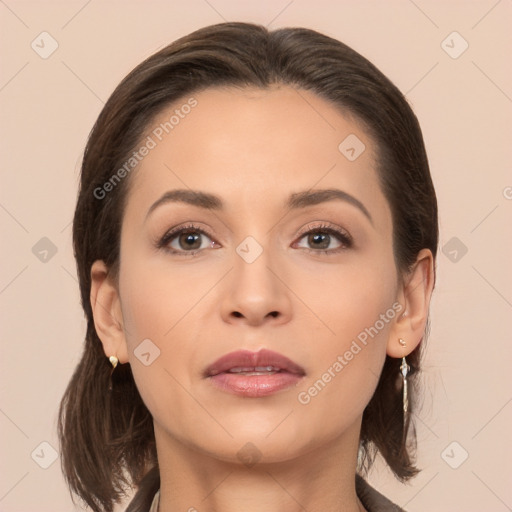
[230,310,279,319]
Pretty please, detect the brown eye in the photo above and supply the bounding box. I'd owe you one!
[158,224,219,255]
[307,232,332,250]
[177,232,203,250]
[294,224,352,253]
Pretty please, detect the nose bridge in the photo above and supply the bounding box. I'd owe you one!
[220,235,292,325]
[234,240,273,293]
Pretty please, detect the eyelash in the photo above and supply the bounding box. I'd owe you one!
[157,222,353,256]
[294,223,353,254]
[157,223,216,256]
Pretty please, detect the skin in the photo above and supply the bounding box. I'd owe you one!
[90,86,434,512]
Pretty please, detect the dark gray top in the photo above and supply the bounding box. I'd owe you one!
[356,474,405,511]
[149,476,405,511]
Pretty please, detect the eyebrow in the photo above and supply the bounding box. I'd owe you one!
[287,189,373,224]
[145,189,222,220]
[145,188,372,224]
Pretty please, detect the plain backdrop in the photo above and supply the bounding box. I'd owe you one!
[0,1,511,511]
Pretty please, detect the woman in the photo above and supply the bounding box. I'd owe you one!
[59,22,437,512]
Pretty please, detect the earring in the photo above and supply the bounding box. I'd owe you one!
[108,355,118,392]
[398,339,410,420]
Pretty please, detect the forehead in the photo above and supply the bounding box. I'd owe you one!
[124,85,389,224]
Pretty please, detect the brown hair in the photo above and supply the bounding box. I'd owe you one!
[58,22,438,512]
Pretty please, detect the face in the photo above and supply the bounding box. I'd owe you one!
[116,86,400,464]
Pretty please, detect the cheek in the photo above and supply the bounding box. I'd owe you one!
[292,253,398,418]
[118,242,210,344]
[116,277,190,437]
[116,252,218,423]
[118,276,171,346]
[292,251,398,353]
[293,310,396,447]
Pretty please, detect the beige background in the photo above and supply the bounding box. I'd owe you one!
[1,1,511,511]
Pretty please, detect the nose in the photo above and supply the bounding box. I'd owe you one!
[220,245,293,327]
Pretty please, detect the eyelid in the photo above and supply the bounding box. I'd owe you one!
[157,223,220,255]
[156,221,353,256]
[295,221,351,239]
[293,221,353,252]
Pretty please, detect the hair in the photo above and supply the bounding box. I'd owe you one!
[58,21,438,512]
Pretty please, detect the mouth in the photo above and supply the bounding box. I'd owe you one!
[205,349,305,398]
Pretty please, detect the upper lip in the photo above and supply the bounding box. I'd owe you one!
[205,349,306,377]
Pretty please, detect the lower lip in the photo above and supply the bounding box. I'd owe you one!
[208,372,303,397]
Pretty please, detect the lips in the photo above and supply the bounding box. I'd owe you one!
[205,349,305,398]
[205,349,305,377]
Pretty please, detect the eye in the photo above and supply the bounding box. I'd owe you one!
[293,223,352,253]
[158,224,219,255]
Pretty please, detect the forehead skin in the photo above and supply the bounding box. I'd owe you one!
[123,85,392,251]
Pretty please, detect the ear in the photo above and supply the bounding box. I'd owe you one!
[387,249,435,358]
[90,260,129,364]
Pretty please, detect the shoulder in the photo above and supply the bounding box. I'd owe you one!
[356,474,405,512]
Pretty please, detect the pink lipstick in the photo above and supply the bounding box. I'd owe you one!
[205,349,305,398]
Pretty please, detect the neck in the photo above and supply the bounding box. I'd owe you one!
[154,419,366,512]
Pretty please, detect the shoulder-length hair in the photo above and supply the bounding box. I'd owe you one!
[58,21,438,512]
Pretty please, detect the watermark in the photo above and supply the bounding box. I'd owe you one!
[236,236,263,263]
[441,441,469,469]
[31,31,59,59]
[32,237,58,263]
[338,134,366,161]
[297,301,403,405]
[93,97,198,200]
[441,31,469,60]
[31,441,58,469]
[236,441,262,468]
[134,338,161,366]
[442,236,468,263]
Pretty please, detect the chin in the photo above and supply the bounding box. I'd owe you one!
[198,421,316,465]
